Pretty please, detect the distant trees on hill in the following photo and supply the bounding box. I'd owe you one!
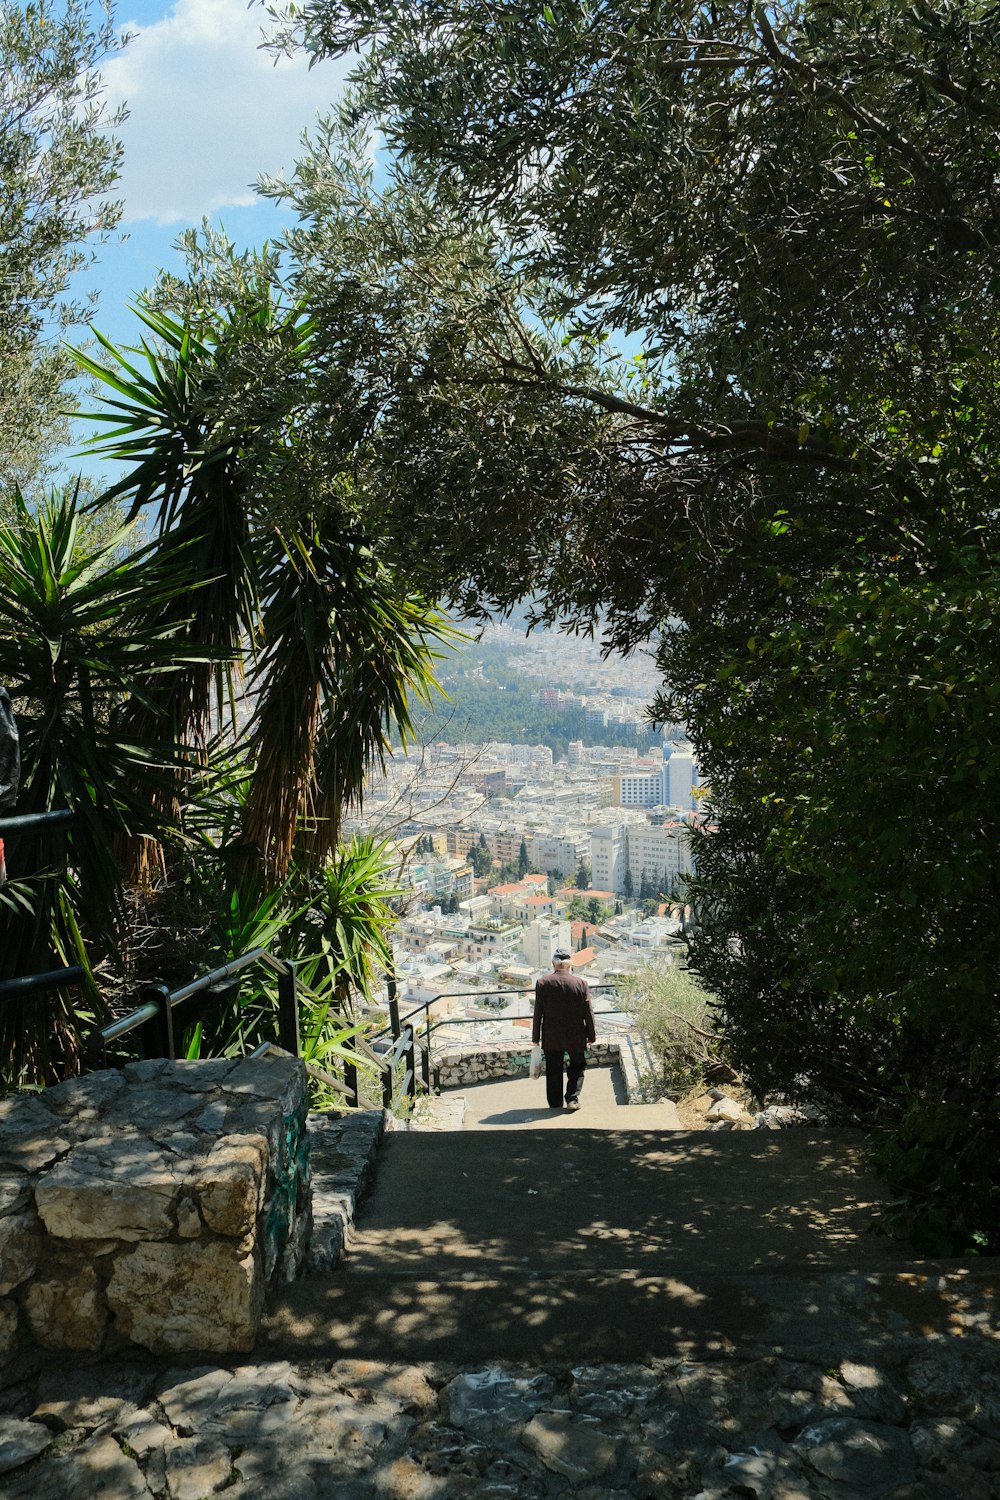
[396,658,652,759]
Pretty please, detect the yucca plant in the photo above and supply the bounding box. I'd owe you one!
[0,485,222,1086]
[74,295,456,890]
[73,303,276,883]
[177,837,401,1107]
[242,519,455,882]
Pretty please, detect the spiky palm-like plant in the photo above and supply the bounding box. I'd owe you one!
[74,296,455,889]
[0,485,217,1085]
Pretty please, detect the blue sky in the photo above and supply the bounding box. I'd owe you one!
[77,0,351,350]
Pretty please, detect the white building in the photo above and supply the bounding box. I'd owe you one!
[528,831,587,877]
[616,771,664,808]
[521,918,573,970]
[626,822,692,896]
[590,819,695,896]
[591,824,627,893]
[615,746,703,813]
[665,749,700,811]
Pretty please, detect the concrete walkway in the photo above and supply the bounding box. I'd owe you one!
[262,1122,959,1366]
[455,1065,683,1131]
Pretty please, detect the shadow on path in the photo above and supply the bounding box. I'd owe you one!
[261,1126,988,1365]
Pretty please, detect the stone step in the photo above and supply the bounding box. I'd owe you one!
[331,1126,900,1277]
[262,1263,999,1366]
[262,1122,973,1367]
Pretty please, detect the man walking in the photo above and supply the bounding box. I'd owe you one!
[532,949,596,1111]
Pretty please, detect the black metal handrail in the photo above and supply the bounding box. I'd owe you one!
[0,807,84,1002]
[366,981,624,1104]
[91,946,300,1066]
[372,981,622,1042]
[0,965,86,1002]
[0,809,74,834]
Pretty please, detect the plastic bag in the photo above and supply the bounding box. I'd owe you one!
[529,1044,543,1080]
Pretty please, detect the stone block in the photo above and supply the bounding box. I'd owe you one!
[223,1056,304,1109]
[794,1417,915,1491]
[107,1238,264,1353]
[0,1178,30,1215]
[0,1432,151,1500]
[33,1392,128,1432]
[0,1207,41,1295]
[154,1059,240,1092]
[195,1134,267,1237]
[0,1415,55,1475]
[115,1408,174,1457]
[42,1069,126,1119]
[123,1057,171,1083]
[193,1098,228,1134]
[163,1436,233,1500]
[101,1087,205,1132]
[443,1368,555,1433]
[522,1410,620,1481]
[705,1096,747,1123]
[36,1138,189,1241]
[0,1096,70,1172]
[175,1195,201,1238]
[24,1265,108,1352]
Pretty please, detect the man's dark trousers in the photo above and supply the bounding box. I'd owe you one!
[545,1049,587,1108]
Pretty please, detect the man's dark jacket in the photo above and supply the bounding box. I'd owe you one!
[532,968,596,1052]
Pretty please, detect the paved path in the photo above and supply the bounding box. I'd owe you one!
[455,1065,684,1131]
[262,1123,952,1367]
[6,1105,1000,1500]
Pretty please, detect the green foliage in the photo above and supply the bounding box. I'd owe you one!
[184,834,400,1060]
[618,958,723,1097]
[74,296,457,884]
[0,0,126,497]
[682,555,1000,1248]
[400,644,649,757]
[0,485,207,1082]
[256,0,1000,1250]
[2,291,455,1084]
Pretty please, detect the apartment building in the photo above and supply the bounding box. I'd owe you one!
[626,822,692,895]
[528,831,586,877]
[590,820,695,896]
[613,745,703,812]
[521,918,573,970]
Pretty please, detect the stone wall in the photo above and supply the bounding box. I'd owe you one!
[434,1037,654,1099]
[0,1055,310,1362]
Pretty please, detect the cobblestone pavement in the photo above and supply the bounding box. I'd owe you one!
[3,1336,1000,1499]
[4,1105,998,1497]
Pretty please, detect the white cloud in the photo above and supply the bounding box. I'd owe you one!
[105,0,350,225]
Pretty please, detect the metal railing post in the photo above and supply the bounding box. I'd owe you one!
[388,993,400,1042]
[405,1023,416,1102]
[138,983,174,1060]
[344,1059,359,1107]
[381,1061,393,1109]
[424,1002,432,1083]
[276,960,300,1058]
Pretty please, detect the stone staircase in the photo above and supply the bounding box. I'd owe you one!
[262,1117,990,1367]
